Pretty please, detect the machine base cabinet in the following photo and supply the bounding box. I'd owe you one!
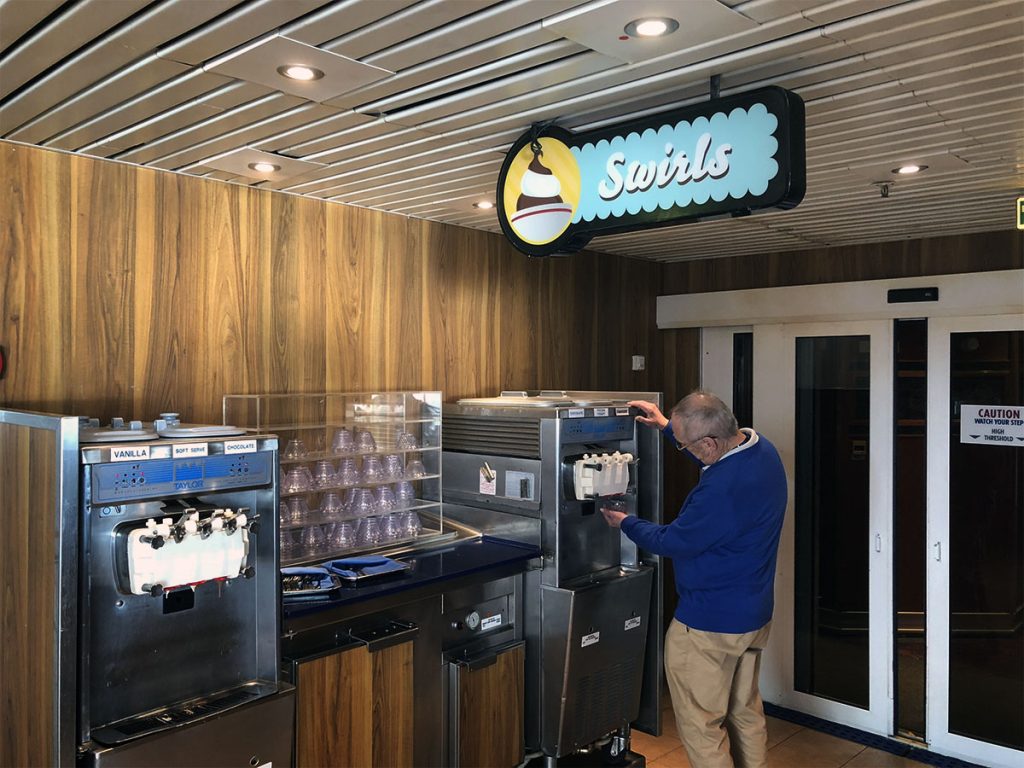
[448,643,525,768]
[82,687,295,768]
[293,635,414,768]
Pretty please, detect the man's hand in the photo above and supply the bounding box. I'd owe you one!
[628,400,668,430]
[600,505,628,528]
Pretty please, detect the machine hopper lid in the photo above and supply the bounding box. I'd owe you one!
[79,417,159,442]
[457,391,576,407]
[154,413,245,438]
[456,390,620,408]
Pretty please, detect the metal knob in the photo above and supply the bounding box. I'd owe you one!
[142,583,164,597]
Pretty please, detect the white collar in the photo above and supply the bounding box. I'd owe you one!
[702,428,758,469]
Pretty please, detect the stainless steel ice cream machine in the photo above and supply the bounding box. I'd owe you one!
[0,407,295,768]
[442,390,664,762]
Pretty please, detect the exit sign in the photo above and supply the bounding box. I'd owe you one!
[1018,197,1024,230]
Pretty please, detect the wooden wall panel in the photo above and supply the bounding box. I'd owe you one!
[0,423,57,768]
[0,142,71,413]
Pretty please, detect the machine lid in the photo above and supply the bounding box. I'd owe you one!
[154,416,245,438]
[80,417,159,442]
[456,390,576,407]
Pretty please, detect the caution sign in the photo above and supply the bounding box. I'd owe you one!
[960,404,1024,447]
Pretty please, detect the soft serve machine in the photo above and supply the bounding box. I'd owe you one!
[442,391,663,764]
[0,408,294,767]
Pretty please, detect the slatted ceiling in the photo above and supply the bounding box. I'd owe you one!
[0,0,64,50]
[364,171,496,205]
[0,0,1019,262]
[383,50,619,129]
[113,91,307,164]
[845,0,1021,53]
[153,103,342,170]
[801,0,910,26]
[4,55,185,142]
[356,0,580,73]
[56,71,239,151]
[283,0,422,47]
[155,0,331,66]
[81,80,272,156]
[336,37,586,113]
[323,0,505,61]
[324,156,504,198]
[0,0,150,99]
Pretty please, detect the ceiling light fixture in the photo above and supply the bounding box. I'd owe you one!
[248,162,281,174]
[276,64,324,81]
[893,164,928,175]
[624,17,679,38]
[473,201,494,210]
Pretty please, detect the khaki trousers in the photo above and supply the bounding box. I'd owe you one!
[664,619,772,768]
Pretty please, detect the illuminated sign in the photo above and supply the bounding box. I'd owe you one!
[497,87,805,257]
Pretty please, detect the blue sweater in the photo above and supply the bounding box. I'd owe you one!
[621,427,786,633]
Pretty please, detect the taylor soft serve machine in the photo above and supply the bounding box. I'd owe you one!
[0,409,294,767]
[442,391,663,765]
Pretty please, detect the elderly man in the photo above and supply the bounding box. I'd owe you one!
[601,391,786,768]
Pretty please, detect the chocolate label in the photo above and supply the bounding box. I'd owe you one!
[497,87,804,257]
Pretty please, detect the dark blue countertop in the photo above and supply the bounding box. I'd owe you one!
[282,535,540,621]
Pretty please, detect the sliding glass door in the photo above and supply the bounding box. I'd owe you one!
[753,321,893,735]
[926,314,1023,768]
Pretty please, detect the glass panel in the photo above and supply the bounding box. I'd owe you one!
[894,319,927,738]
[948,330,1024,750]
[794,336,871,708]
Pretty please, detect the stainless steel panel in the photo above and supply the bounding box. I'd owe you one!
[84,685,295,768]
[442,452,542,516]
[540,568,654,757]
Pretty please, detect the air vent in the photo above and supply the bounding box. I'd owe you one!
[442,414,540,458]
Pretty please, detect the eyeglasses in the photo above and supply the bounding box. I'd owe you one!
[675,434,719,453]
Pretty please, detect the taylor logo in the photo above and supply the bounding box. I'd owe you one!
[497,87,805,257]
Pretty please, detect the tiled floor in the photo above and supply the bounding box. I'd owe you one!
[629,699,923,768]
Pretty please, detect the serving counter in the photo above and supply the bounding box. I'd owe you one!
[280,534,540,768]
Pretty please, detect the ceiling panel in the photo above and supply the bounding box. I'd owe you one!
[0,0,1018,263]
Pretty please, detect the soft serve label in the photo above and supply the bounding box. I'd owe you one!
[496,87,804,257]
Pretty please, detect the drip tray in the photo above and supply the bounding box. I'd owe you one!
[89,681,279,746]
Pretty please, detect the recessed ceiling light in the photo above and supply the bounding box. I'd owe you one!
[248,161,281,173]
[893,164,928,175]
[474,200,494,210]
[276,64,324,81]
[624,17,679,38]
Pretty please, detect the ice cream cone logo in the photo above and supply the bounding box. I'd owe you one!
[503,137,580,245]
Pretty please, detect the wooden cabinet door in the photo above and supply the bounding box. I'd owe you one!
[296,640,414,768]
[450,643,525,768]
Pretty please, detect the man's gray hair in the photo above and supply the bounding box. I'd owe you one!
[669,390,739,439]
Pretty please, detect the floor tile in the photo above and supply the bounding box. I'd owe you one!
[841,747,922,767]
[766,714,804,749]
[631,728,686,763]
[766,727,866,768]
[647,745,693,767]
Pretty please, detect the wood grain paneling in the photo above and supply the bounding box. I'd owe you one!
[454,645,525,768]
[295,641,413,768]
[0,140,659,421]
[0,423,57,768]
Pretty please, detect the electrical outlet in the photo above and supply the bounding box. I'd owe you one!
[631,355,645,371]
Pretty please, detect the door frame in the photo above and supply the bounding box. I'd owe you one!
[925,313,1024,768]
[750,320,894,735]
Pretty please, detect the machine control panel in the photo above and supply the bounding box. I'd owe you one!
[559,415,634,443]
[91,452,273,503]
